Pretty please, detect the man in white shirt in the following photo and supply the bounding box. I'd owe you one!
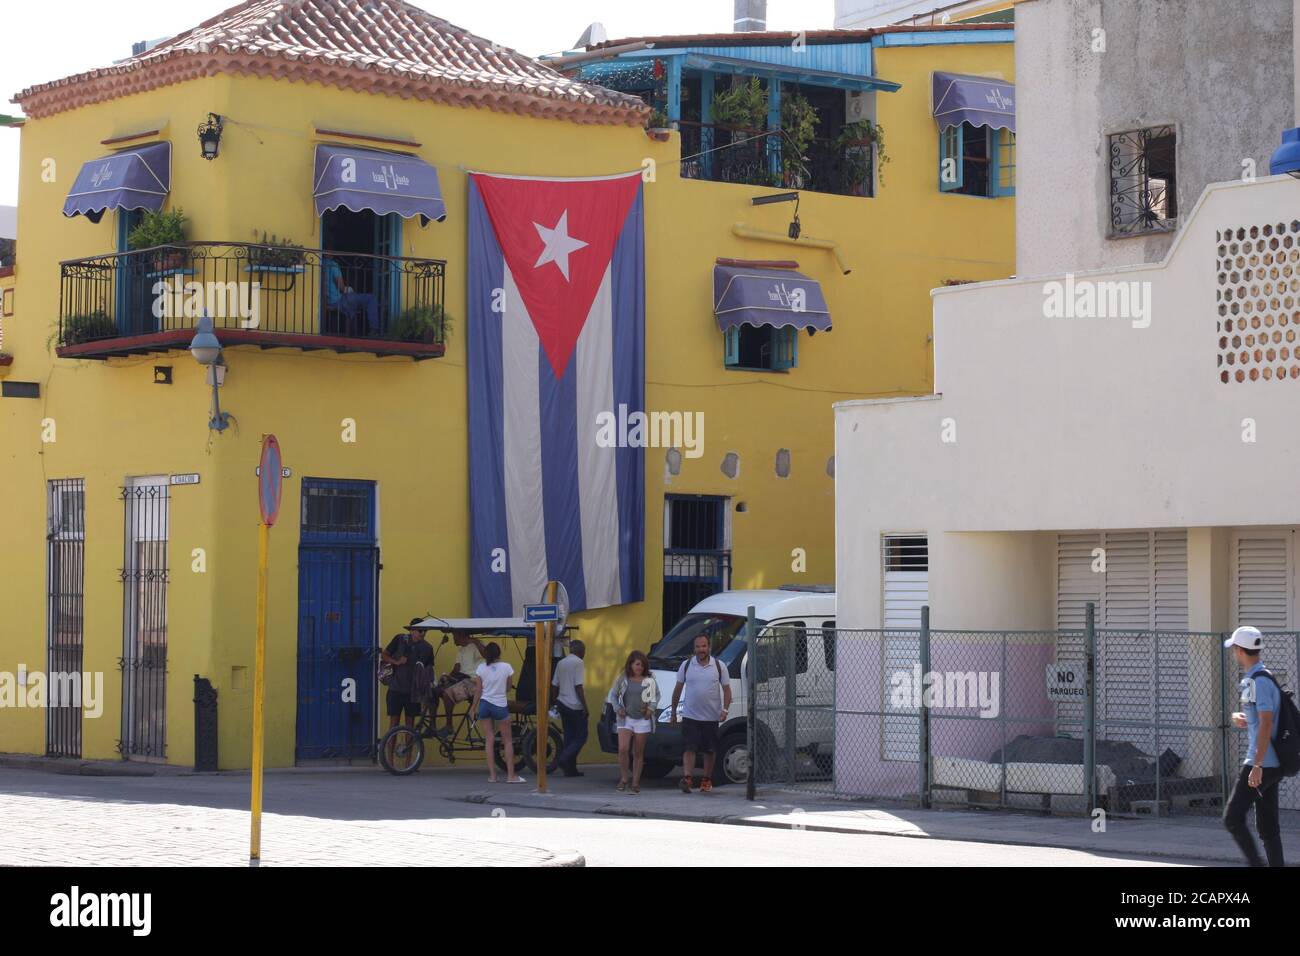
[431,632,485,738]
[670,634,732,793]
[551,640,588,777]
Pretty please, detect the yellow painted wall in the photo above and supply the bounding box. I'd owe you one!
[0,38,1013,769]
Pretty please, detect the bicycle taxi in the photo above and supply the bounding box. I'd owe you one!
[378,612,569,777]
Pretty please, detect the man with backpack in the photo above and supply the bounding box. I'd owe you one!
[670,634,732,793]
[1222,625,1290,867]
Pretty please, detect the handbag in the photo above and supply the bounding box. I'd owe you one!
[378,636,407,686]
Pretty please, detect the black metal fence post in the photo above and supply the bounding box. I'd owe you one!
[193,675,218,771]
[746,605,756,802]
[920,605,931,809]
[1084,602,1097,815]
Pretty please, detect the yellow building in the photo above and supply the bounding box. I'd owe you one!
[0,0,1013,774]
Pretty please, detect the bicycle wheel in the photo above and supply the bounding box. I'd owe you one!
[378,724,424,776]
[491,721,527,774]
[518,722,563,774]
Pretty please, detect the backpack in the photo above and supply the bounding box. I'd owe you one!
[1254,670,1300,777]
[378,635,409,687]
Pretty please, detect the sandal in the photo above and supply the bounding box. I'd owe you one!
[616,781,627,792]
[507,776,527,784]
[631,785,640,794]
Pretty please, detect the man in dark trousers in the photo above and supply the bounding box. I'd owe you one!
[1222,625,1284,867]
[551,640,588,777]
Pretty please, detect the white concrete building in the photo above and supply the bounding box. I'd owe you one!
[830,0,1300,809]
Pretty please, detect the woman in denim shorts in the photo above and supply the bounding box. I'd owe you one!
[473,643,525,784]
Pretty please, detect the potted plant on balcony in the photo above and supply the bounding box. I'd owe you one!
[711,76,767,133]
[61,310,117,346]
[127,208,188,272]
[249,232,306,270]
[835,119,889,193]
[779,94,819,189]
[388,304,451,344]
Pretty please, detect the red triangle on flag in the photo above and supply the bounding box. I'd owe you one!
[473,172,641,378]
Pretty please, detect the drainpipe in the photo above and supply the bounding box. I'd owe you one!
[731,222,852,275]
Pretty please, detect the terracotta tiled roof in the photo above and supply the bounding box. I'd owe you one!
[14,0,649,125]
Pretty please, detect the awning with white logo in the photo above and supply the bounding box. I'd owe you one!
[713,259,831,333]
[932,71,1016,133]
[313,145,447,223]
[63,141,171,224]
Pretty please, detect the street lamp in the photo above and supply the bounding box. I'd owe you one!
[1269,127,1300,178]
[198,113,224,161]
[189,315,232,431]
[751,190,801,238]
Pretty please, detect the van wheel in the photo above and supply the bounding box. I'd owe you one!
[641,760,675,779]
[713,730,749,786]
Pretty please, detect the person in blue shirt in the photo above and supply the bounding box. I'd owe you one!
[323,257,379,334]
[1222,625,1284,867]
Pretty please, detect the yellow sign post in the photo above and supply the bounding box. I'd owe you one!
[536,579,558,793]
[250,435,282,866]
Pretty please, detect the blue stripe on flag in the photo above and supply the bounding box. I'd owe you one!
[467,180,513,616]
[611,186,645,605]
[538,345,588,611]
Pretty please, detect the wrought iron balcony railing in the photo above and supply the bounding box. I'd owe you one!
[58,241,447,358]
[678,122,874,198]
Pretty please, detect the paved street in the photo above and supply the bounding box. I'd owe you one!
[0,762,1244,866]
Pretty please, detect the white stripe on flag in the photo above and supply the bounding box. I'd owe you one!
[575,267,621,608]
[501,266,547,613]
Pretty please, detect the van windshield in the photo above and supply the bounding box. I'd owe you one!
[648,613,765,670]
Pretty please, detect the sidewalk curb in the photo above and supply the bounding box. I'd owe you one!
[457,791,1255,865]
[0,754,181,777]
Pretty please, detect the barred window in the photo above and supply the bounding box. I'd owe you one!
[1109,126,1177,236]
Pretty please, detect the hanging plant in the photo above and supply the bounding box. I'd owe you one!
[780,94,818,162]
[836,119,890,189]
[710,76,767,131]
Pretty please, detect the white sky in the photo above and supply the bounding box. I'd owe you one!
[0,0,831,206]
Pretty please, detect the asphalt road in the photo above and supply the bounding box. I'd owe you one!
[0,767,1205,867]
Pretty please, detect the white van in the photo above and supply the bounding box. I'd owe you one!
[596,585,835,785]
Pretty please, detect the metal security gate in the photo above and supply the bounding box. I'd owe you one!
[296,479,378,762]
[46,479,85,758]
[662,494,731,627]
[119,478,169,761]
[753,608,1286,820]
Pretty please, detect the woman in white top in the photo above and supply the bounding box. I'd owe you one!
[473,642,525,784]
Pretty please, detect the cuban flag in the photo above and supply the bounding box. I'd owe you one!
[468,171,645,616]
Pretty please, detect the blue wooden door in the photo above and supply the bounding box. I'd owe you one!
[295,479,378,762]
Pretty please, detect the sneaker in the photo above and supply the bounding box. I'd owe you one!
[678,776,694,793]
[700,778,713,793]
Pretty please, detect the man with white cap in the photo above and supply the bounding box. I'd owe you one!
[1222,625,1284,867]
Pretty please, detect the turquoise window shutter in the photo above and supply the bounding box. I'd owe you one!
[940,124,964,192]
[724,326,740,366]
[773,326,796,370]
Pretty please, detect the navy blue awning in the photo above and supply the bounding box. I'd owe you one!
[932,71,1015,133]
[313,145,447,223]
[63,141,171,224]
[713,260,831,332]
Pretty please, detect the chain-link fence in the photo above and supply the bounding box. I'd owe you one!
[751,608,1300,818]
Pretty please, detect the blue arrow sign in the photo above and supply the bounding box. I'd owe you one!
[524,603,560,623]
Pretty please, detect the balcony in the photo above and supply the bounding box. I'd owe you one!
[679,122,874,199]
[57,242,448,360]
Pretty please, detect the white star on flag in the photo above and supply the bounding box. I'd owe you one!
[533,210,588,280]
